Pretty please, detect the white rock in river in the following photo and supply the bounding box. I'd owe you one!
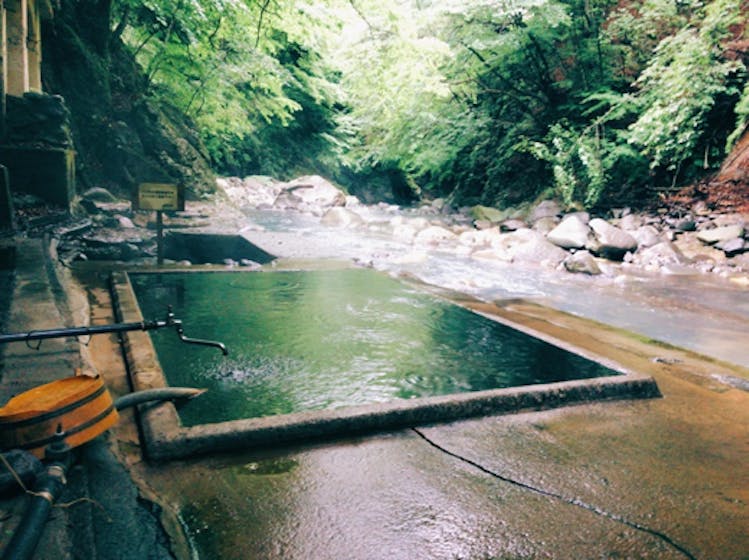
[547,215,590,249]
[587,218,638,260]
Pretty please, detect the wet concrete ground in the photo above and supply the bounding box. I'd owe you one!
[85,270,749,560]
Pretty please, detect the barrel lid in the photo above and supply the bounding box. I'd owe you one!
[0,375,105,423]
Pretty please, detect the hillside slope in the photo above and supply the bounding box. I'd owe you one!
[41,0,215,199]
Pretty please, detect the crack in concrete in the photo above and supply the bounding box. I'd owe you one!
[411,427,698,560]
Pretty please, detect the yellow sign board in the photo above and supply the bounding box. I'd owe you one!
[135,183,184,211]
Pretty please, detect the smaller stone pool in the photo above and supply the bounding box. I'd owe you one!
[114,266,659,460]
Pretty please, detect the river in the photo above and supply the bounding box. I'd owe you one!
[242,206,749,369]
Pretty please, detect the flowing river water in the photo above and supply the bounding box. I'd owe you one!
[242,207,749,369]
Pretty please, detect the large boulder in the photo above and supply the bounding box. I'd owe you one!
[547,215,590,249]
[275,176,346,212]
[587,218,638,260]
[508,236,567,267]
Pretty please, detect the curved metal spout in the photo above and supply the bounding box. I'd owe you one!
[178,331,229,355]
[172,317,229,355]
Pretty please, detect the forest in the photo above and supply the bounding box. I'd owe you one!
[54,0,749,209]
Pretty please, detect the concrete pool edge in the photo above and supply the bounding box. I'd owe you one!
[110,270,661,462]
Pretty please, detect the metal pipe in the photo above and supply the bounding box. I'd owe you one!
[0,319,167,345]
[0,309,228,355]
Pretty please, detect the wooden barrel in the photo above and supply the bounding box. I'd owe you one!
[0,375,119,458]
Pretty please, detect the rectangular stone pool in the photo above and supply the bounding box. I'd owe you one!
[112,267,659,460]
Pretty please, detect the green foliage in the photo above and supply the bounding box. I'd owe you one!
[626,0,744,178]
[107,0,749,207]
[113,0,345,176]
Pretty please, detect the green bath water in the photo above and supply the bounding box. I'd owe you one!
[131,269,617,426]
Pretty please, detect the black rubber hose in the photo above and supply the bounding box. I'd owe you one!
[1,464,66,560]
[114,387,206,411]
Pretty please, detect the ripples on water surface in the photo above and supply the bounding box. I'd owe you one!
[244,208,749,368]
[131,269,617,426]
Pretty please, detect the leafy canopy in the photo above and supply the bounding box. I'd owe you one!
[110,0,749,208]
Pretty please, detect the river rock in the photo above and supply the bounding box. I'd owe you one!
[459,227,501,248]
[218,176,283,208]
[563,250,601,275]
[715,237,746,256]
[547,215,590,249]
[528,200,561,223]
[532,216,559,234]
[697,225,744,245]
[320,207,365,228]
[587,218,638,260]
[618,213,644,231]
[631,225,661,248]
[566,211,590,225]
[276,175,346,211]
[498,229,566,266]
[634,241,689,269]
[674,233,727,263]
[673,217,697,232]
[116,215,136,228]
[509,237,567,267]
[415,225,458,246]
[470,205,505,223]
[499,219,527,232]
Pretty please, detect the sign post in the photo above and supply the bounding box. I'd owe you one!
[134,183,185,266]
